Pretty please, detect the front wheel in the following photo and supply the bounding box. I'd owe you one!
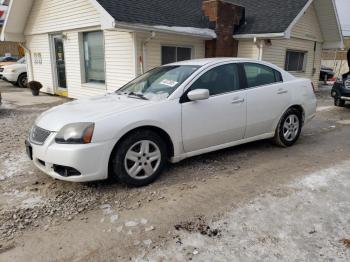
[18,74,28,88]
[273,108,302,147]
[110,130,167,187]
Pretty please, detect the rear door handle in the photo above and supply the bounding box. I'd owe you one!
[232,98,245,104]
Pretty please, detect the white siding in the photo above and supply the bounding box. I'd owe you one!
[104,30,135,92]
[25,34,54,94]
[25,0,101,35]
[135,32,206,74]
[262,38,322,86]
[65,29,136,99]
[25,29,136,99]
[291,3,323,41]
[237,40,259,60]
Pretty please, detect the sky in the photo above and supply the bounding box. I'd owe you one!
[335,0,350,36]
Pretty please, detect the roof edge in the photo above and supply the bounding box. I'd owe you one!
[113,22,216,39]
[284,0,314,38]
[233,32,286,39]
[87,0,115,29]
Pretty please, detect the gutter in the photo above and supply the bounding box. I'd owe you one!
[113,22,215,39]
[234,32,286,39]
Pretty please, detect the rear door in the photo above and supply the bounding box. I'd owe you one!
[181,63,247,153]
[243,63,290,138]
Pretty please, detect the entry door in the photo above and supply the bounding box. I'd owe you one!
[181,63,246,153]
[52,35,67,89]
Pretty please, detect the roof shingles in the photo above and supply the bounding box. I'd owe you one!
[96,0,309,35]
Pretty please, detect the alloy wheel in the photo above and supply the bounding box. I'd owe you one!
[124,140,161,179]
[283,114,300,142]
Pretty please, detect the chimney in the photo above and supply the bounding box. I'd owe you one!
[202,0,245,57]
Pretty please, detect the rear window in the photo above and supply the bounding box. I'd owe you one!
[243,63,282,88]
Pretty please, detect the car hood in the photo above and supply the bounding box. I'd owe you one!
[3,63,26,70]
[35,94,152,131]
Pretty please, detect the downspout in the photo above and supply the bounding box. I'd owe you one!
[254,37,264,61]
[19,43,34,81]
[141,31,155,74]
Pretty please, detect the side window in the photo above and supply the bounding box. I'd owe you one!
[243,63,281,88]
[189,63,240,96]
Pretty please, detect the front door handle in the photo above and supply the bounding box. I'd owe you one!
[277,89,288,94]
[232,98,245,104]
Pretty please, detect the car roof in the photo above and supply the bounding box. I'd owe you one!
[166,57,262,67]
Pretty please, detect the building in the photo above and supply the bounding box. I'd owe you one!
[1,0,344,98]
[0,0,22,57]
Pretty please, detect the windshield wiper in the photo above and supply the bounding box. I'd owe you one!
[127,92,149,100]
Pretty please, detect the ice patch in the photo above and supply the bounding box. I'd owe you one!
[0,153,30,181]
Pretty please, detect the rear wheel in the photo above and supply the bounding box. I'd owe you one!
[334,97,345,107]
[18,74,28,88]
[110,130,167,187]
[274,108,302,147]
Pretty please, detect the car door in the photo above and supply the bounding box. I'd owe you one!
[181,63,246,153]
[243,63,290,138]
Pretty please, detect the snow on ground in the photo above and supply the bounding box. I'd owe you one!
[0,152,31,181]
[140,161,350,261]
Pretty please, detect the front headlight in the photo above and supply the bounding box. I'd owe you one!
[55,122,95,144]
[345,80,350,89]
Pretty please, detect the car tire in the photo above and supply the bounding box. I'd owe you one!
[110,130,167,187]
[334,98,345,107]
[273,108,302,147]
[18,74,28,88]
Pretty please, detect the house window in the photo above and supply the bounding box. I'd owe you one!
[83,31,105,83]
[285,50,307,72]
[161,46,192,65]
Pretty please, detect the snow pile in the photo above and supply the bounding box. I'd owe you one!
[141,161,350,261]
[153,26,216,38]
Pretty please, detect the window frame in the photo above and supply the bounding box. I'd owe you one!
[161,45,193,65]
[284,50,307,73]
[80,30,106,86]
[241,62,283,89]
[180,62,245,103]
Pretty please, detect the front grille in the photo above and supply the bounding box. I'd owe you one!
[0,68,4,72]
[29,126,51,145]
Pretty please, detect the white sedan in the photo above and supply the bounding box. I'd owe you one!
[26,58,317,186]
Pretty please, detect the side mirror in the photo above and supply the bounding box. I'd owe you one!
[187,89,210,101]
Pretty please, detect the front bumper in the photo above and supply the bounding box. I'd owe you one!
[25,134,116,182]
[2,72,18,82]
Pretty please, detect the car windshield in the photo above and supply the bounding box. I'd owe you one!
[117,65,200,101]
[17,57,25,64]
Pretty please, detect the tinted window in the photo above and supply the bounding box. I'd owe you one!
[244,63,280,88]
[189,63,240,96]
[285,50,306,72]
[5,57,16,62]
[161,46,192,65]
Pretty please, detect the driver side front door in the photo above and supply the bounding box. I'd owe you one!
[181,63,247,153]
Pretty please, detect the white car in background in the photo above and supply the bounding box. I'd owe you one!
[26,58,317,186]
[2,57,27,88]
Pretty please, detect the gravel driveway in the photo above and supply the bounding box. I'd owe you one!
[0,82,349,261]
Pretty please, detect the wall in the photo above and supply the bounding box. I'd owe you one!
[237,3,324,86]
[25,34,54,94]
[24,0,101,35]
[262,38,322,85]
